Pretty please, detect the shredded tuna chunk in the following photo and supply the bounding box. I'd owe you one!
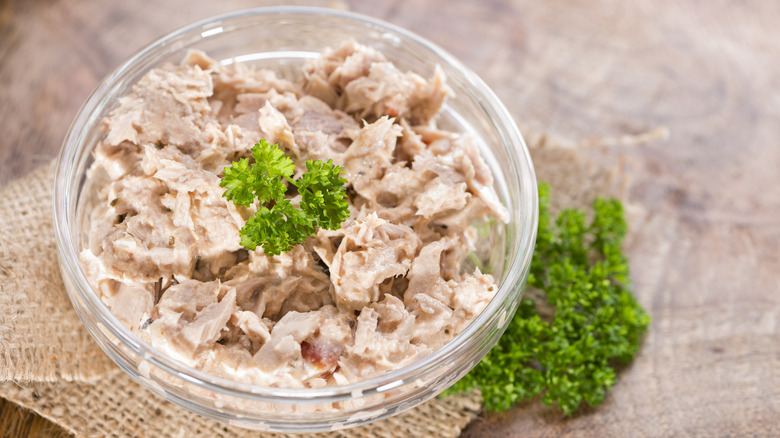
[329,213,421,312]
[302,40,450,124]
[80,41,509,389]
[103,65,215,152]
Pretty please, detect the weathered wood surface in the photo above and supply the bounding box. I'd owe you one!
[1,0,778,436]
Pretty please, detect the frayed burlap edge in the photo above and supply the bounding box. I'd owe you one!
[521,124,668,212]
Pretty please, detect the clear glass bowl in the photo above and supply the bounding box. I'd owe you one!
[53,6,537,433]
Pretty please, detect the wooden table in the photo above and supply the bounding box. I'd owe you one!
[1,0,778,436]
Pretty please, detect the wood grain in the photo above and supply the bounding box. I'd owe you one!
[1,0,778,437]
[0,397,69,438]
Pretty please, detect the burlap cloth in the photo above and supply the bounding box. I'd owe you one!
[0,127,666,437]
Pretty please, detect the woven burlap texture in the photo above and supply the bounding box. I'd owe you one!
[0,128,663,437]
[1,372,482,437]
[0,161,114,382]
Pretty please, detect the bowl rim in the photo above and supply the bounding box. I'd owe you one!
[53,5,538,404]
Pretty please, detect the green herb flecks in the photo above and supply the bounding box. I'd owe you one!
[444,183,650,415]
[220,139,349,256]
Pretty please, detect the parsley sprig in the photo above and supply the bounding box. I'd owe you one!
[220,139,349,255]
[445,183,650,414]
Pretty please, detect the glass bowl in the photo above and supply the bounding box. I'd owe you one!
[53,6,537,433]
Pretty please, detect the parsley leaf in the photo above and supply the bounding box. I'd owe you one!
[220,158,256,207]
[239,201,316,255]
[251,138,295,180]
[296,159,350,230]
[220,141,350,255]
[252,173,287,205]
[444,183,650,415]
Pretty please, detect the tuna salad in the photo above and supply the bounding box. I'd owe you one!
[80,41,509,388]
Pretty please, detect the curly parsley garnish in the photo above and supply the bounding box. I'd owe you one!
[445,183,650,415]
[220,139,349,255]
